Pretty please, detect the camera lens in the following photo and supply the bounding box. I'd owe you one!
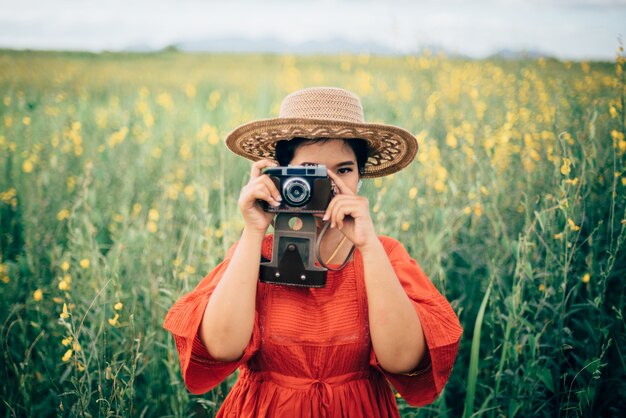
[282,177,311,207]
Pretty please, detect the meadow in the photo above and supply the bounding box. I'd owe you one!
[0,48,624,417]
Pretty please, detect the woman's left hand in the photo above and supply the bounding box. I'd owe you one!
[323,171,377,248]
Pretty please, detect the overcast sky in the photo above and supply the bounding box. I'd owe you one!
[1,0,625,59]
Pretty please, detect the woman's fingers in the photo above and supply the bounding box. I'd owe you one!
[325,195,368,229]
[250,159,278,179]
[242,175,282,207]
[326,169,354,196]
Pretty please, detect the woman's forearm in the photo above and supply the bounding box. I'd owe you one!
[360,240,426,374]
[199,228,265,362]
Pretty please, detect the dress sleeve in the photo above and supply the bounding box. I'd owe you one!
[163,242,261,394]
[369,237,463,406]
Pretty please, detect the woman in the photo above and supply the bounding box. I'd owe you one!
[164,87,462,417]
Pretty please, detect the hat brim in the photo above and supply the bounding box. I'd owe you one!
[225,118,418,178]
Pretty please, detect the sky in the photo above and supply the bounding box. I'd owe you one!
[0,0,625,60]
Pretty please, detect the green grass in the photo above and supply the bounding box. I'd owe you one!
[1,49,625,417]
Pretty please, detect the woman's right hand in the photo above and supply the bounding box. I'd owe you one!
[238,159,282,233]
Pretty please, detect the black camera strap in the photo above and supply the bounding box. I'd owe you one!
[315,221,356,271]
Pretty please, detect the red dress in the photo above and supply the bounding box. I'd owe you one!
[164,235,462,417]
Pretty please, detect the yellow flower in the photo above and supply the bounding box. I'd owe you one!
[62,349,73,362]
[408,187,418,200]
[147,221,158,233]
[185,265,196,275]
[560,158,571,176]
[582,273,590,283]
[59,280,70,291]
[553,232,564,240]
[33,289,43,302]
[61,261,70,271]
[108,313,120,326]
[610,106,618,118]
[56,208,70,221]
[463,206,472,215]
[473,203,484,217]
[401,221,410,231]
[22,116,31,126]
[538,283,546,292]
[567,218,581,231]
[114,302,123,311]
[22,160,34,173]
[73,341,81,352]
[60,303,70,319]
[62,336,73,346]
[79,259,90,269]
[148,208,160,221]
[76,362,85,372]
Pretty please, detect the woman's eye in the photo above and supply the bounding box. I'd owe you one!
[302,163,318,167]
[337,167,353,174]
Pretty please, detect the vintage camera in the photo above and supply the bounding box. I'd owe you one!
[261,165,334,213]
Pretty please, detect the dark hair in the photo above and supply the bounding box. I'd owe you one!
[274,137,369,176]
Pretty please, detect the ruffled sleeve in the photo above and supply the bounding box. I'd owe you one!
[163,242,261,394]
[369,236,463,406]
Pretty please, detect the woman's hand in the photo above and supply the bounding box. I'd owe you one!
[238,159,282,233]
[323,171,377,248]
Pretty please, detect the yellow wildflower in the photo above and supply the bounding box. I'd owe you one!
[79,259,90,269]
[22,160,34,173]
[567,218,580,231]
[56,208,70,221]
[148,208,160,221]
[62,336,73,346]
[610,106,618,118]
[60,303,70,319]
[22,116,31,126]
[114,302,123,311]
[538,283,546,292]
[408,187,418,200]
[582,273,590,283]
[554,232,563,240]
[62,349,73,362]
[147,221,158,233]
[560,158,571,176]
[33,289,43,302]
[108,313,120,326]
[473,203,484,217]
[73,341,81,352]
[401,221,410,231]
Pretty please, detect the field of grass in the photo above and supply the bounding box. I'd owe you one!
[0,48,625,417]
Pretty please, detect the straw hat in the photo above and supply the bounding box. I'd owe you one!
[225,87,418,178]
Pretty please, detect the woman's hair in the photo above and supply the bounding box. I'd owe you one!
[275,137,369,176]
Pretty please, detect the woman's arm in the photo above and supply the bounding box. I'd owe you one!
[199,228,265,362]
[359,240,425,374]
[324,170,425,374]
[199,159,282,362]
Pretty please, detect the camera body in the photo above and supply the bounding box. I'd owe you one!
[262,165,334,213]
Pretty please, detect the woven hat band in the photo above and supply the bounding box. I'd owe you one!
[279,87,365,123]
